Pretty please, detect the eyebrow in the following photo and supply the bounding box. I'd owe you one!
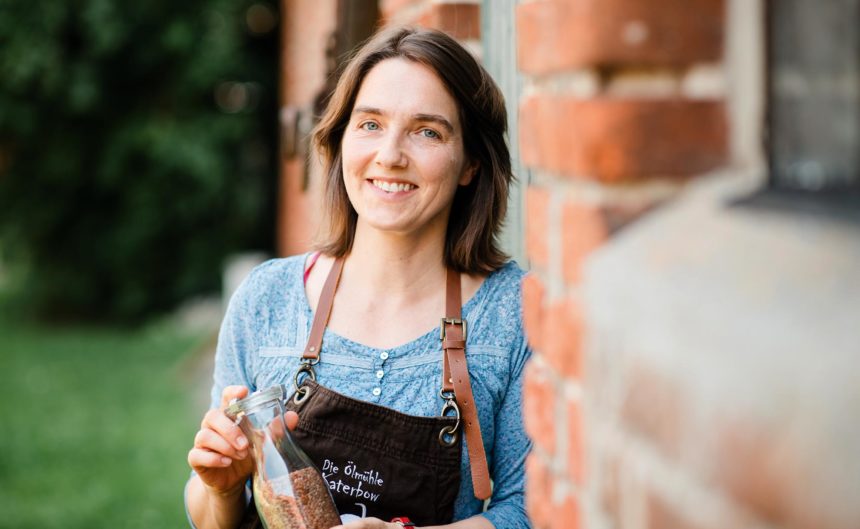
[352,106,455,134]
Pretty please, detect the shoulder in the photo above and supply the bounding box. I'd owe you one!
[466,261,527,347]
[229,254,308,308]
[480,261,527,310]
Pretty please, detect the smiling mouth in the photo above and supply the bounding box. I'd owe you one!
[370,179,417,193]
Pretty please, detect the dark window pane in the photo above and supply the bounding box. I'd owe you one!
[768,0,860,190]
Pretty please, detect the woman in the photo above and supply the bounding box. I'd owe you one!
[186,26,532,529]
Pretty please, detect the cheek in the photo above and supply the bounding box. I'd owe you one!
[340,136,371,174]
[419,147,465,183]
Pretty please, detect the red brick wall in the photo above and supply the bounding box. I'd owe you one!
[518,1,727,528]
[380,0,481,40]
[276,0,338,256]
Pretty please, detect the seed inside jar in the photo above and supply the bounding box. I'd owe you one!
[254,468,341,529]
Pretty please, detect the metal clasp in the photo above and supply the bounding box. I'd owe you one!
[439,317,467,341]
[293,359,317,404]
[438,388,461,447]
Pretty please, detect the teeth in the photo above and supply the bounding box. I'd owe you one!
[372,180,415,193]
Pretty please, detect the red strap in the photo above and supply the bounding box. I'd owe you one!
[303,251,322,286]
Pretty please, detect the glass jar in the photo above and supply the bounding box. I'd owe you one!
[226,385,341,529]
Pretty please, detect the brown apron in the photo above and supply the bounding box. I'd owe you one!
[239,257,490,527]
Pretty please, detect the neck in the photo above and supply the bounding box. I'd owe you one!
[344,222,448,301]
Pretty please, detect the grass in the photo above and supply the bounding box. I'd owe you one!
[0,300,212,529]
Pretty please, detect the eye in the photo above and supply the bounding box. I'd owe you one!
[359,121,380,131]
[419,128,440,139]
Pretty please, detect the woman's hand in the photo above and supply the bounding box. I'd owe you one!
[186,386,300,529]
[187,385,255,497]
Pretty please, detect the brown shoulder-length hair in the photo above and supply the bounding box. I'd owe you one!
[312,26,512,274]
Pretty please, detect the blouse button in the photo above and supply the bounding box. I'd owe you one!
[372,387,381,396]
[380,351,389,360]
[376,370,384,379]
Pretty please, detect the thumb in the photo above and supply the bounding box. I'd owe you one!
[220,385,249,409]
[284,410,299,431]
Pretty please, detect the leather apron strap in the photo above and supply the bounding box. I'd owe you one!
[303,256,344,361]
[442,269,492,500]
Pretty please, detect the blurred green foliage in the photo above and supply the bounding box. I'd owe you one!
[0,0,278,321]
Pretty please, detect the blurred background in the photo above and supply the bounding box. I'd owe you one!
[0,1,279,527]
[1,0,859,528]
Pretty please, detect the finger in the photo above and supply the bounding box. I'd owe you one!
[284,410,299,431]
[188,446,233,470]
[202,408,249,453]
[194,428,247,460]
[220,385,249,409]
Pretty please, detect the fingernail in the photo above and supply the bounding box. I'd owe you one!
[237,450,247,459]
[221,457,232,465]
[237,436,248,448]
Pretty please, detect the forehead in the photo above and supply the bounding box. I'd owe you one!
[353,58,461,128]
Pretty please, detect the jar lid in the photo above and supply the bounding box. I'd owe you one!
[225,384,286,420]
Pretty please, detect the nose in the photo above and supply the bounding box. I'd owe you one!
[374,131,408,169]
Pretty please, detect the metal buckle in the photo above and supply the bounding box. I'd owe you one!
[294,362,317,390]
[293,362,316,404]
[439,317,467,341]
[438,395,461,447]
[300,356,320,366]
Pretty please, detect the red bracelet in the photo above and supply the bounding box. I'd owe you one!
[391,517,416,527]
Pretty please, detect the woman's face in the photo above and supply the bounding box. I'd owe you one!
[340,58,474,240]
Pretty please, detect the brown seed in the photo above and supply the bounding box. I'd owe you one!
[254,468,340,529]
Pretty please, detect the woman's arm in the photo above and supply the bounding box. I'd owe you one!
[185,385,255,529]
[185,473,248,529]
[481,328,533,529]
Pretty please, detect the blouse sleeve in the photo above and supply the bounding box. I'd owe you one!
[481,326,533,529]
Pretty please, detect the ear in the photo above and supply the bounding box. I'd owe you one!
[459,160,479,186]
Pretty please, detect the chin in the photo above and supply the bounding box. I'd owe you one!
[361,215,414,233]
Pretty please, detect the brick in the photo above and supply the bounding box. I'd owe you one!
[523,361,557,454]
[517,0,725,75]
[566,397,585,484]
[526,453,554,529]
[522,273,546,353]
[417,3,480,40]
[551,492,582,529]
[380,0,420,20]
[715,423,786,524]
[525,185,550,267]
[600,449,622,526]
[561,200,609,284]
[601,200,662,235]
[713,420,830,529]
[621,363,684,459]
[544,298,584,380]
[520,95,727,181]
[647,494,704,529]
